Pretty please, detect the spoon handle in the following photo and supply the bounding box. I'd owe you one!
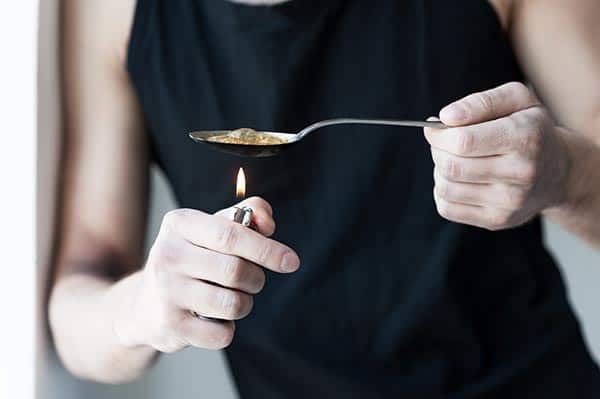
[297,118,447,139]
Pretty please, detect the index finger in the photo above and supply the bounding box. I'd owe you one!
[424,116,516,157]
[439,82,539,126]
[163,209,300,274]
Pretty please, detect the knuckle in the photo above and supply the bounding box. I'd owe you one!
[264,219,277,237]
[531,107,550,123]
[219,291,248,319]
[511,110,530,129]
[502,186,527,209]
[507,81,530,98]
[212,323,235,349]
[254,270,267,294]
[248,196,273,215]
[216,223,238,252]
[527,127,544,151]
[241,295,254,318]
[162,209,189,232]
[513,161,537,184]
[435,198,453,220]
[455,131,475,155]
[504,113,520,134]
[475,91,495,113]
[257,241,274,266]
[222,256,246,286]
[486,211,510,231]
[524,105,544,120]
[511,113,543,152]
[430,147,441,164]
[150,241,179,271]
[436,180,450,200]
[443,157,462,180]
[161,210,178,231]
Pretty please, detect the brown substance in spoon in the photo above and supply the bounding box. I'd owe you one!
[207,128,288,146]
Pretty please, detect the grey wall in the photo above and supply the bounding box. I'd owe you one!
[543,219,600,360]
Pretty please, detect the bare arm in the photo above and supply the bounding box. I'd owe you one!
[49,0,154,382]
[511,0,600,246]
[49,0,301,384]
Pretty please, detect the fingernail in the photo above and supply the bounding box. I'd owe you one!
[440,103,467,124]
[281,252,300,272]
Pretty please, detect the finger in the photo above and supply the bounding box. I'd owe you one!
[163,209,300,273]
[434,168,526,210]
[430,148,533,185]
[216,196,275,237]
[434,188,511,231]
[425,115,519,157]
[171,277,254,321]
[176,314,235,350]
[239,196,273,216]
[434,168,488,207]
[439,82,539,126]
[177,246,266,294]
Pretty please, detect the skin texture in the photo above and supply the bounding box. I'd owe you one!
[49,0,600,384]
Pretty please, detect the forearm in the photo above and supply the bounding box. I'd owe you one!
[544,126,600,248]
[49,271,157,383]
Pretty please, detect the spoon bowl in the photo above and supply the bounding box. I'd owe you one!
[189,118,446,158]
[189,130,298,157]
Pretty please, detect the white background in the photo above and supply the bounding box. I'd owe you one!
[0,1,37,398]
[1,1,599,398]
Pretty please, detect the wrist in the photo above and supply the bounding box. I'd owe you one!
[109,271,150,349]
[543,127,594,217]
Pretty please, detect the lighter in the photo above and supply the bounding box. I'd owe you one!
[233,206,254,228]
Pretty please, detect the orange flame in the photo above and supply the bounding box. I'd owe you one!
[236,168,246,199]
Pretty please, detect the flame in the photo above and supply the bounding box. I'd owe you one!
[236,168,246,199]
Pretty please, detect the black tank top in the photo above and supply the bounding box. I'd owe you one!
[127,1,600,397]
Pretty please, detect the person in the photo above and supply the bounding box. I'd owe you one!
[49,0,600,397]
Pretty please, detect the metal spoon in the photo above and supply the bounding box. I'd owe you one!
[189,118,447,158]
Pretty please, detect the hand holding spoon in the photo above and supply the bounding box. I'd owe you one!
[189,118,447,158]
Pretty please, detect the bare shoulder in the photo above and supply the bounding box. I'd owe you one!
[509,0,600,131]
[487,0,514,31]
[63,0,137,68]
